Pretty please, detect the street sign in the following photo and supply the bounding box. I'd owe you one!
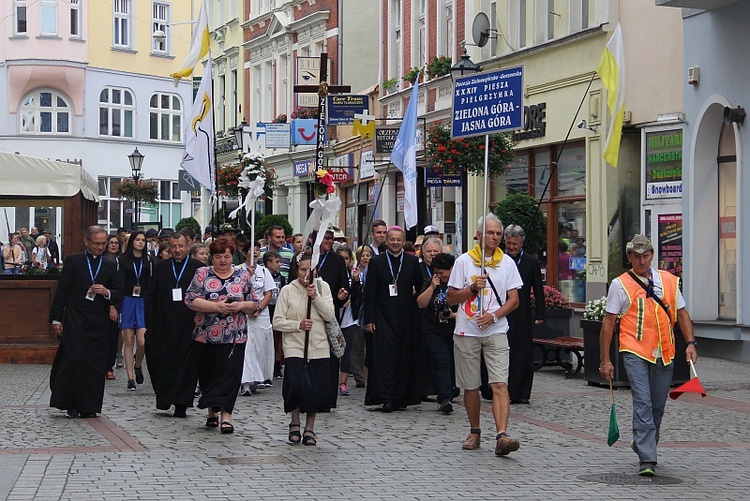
[328,95,369,125]
[374,125,400,154]
[451,66,524,139]
[178,169,199,192]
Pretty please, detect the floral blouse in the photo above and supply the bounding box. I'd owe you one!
[185,266,256,344]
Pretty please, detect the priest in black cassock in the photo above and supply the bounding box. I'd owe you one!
[364,226,423,412]
[314,228,350,408]
[144,232,203,417]
[49,226,123,418]
[504,225,544,404]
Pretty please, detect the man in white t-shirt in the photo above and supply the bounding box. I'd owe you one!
[447,213,522,456]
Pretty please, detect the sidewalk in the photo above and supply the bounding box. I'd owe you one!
[1,356,749,500]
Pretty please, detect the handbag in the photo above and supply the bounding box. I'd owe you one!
[316,279,346,358]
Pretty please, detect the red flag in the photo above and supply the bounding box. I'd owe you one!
[669,359,706,400]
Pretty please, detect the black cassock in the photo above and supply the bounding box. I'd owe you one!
[507,251,544,403]
[364,251,423,407]
[144,257,203,410]
[49,252,123,414]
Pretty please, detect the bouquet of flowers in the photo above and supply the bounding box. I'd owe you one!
[530,285,570,310]
[218,153,278,199]
[315,169,335,197]
[425,122,515,177]
[116,179,159,204]
[583,296,608,321]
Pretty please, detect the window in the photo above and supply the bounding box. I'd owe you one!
[231,69,238,127]
[98,177,181,231]
[40,0,58,35]
[99,87,135,138]
[14,0,27,35]
[581,0,589,30]
[389,0,402,84]
[417,0,426,69]
[20,90,71,135]
[518,0,526,49]
[114,0,132,48]
[149,93,182,143]
[218,74,226,132]
[546,0,555,41]
[152,2,170,54]
[70,0,81,38]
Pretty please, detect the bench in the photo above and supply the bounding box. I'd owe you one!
[533,336,584,378]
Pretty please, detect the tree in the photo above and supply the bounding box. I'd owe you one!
[175,216,201,235]
[255,214,293,241]
[494,193,547,258]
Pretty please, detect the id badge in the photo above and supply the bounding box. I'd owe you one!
[172,288,183,302]
[85,288,96,301]
[389,283,398,297]
[132,285,141,297]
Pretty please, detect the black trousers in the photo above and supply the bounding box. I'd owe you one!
[424,326,455,404]
[106,319,119,370]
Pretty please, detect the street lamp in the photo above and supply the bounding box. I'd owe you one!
[449,50,482,253]
[128,147,145,228]
[232,119,248,155]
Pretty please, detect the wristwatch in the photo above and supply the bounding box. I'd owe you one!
[492,314,498,323]
[470,283,479,295]
[686,340,697,347]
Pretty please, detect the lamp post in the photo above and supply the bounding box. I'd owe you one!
[450,50,482,254]
[232,119,248,154]
[128,147,145,229]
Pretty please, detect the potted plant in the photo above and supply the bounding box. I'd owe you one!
[425,122,515,177]
[427,55,452,79]
[291,106,318,120]
[530,285,573,341]
[402,67,421,85]
[273,113,287,123]
[116,179,159,205]
[382,77,398,94]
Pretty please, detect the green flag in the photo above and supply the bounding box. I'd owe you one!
[607,402,620,446]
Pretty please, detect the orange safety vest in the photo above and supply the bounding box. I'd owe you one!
[617,270,680,364]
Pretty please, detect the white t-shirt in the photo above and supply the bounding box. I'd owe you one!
[448,252,523,337]
[606,267,685,316]
[240,264,277,323]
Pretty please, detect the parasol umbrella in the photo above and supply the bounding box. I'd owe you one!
[669,359,706,400]
[607,377,620,446]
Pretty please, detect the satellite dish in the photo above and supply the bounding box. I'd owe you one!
[472,12,491,48]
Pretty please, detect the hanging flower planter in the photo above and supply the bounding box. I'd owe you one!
[291,106,318,120]
[425,123,516,177]
[217,153,278,199]
[116,179,159,204]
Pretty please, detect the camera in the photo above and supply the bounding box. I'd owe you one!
[435,299,453,323]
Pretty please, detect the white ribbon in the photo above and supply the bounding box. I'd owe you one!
[302,195,341,269]
[228,174,266,222]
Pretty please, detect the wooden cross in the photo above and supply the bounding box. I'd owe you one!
[293,53,351,173]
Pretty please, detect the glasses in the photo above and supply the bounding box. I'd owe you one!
[323,236,334,240]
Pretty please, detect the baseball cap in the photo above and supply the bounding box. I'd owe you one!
[626,234,653,254]
[423,225,439,235]
[204,225,218,234]
[145,228,158,238]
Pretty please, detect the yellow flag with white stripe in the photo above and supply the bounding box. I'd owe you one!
[597,24,625,167]
[170,1,210,81]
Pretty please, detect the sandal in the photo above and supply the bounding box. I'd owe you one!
[302,429,317,446]
[288,423,301,444]
[205,416,219,428]
[220,421,234,434]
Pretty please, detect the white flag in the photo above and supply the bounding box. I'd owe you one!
[170,1,210,82]
[181,58,215,192]
[391,73,420,230]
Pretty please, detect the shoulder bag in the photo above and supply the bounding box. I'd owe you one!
[316,279,346,358]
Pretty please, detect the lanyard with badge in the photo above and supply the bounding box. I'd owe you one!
[387,252,403,296]
[85,252,103,301]
[132,258,143,297]
[171,258,189,302]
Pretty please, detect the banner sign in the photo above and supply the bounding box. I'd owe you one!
[425,166,461,186]
[451,66,524,139]
[293,159,314,177]
[264,123,291,149]
[327,95,368,125]
[291,119,320,145]
[296,57,332,108]
[658,213,683,278]
[646,129,682,200]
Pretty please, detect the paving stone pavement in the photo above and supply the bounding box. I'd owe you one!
[1,356,750,500]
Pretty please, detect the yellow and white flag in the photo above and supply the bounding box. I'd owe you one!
[181,58,215,192]
[597,23,625,167]
[170,1,210,81]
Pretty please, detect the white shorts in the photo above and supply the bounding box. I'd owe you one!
[453,333,509,390]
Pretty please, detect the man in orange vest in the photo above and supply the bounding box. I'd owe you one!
[599,234,698,477]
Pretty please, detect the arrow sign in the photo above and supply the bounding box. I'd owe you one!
[328,169,351,183]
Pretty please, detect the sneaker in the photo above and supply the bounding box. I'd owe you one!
[240,383,252,396]
[339,383,350,396]
[263,379,273,387]
[462,433,481,450]
[638,463,656,476]
[127,380,136,391]
[194,386,201,398]
[273,362,283,379]
[438,401,454,414]
[105,370,116,380]
[355,381,366,388]
[115,354,124,368]
[494,433,520,456]
[134,366,144,385]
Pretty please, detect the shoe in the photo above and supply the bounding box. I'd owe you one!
[462,433,481,450]
[249,382,259,394]
[240,383,252,396]
[302,429,317,446]
[438,401,454,414]
[355,381,366,388]
[173,406,187,418]
[116,354,124,368]
[105,370,116,380]
[381,402,394,413]
[220,421,234,434]
[263,379,273,387]
[273,362,283,379]
[494,433,520,456]
[127,380,136,391]
[79,411,97,418]
[66,409,80,419]
[134,366,144,385]
[288,423,301,444]
[339,383,350,396]
[205,416,219,428]
[194,386,201,398]
[452,387,461,399]
[638,463,656,476]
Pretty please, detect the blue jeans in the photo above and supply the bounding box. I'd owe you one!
[4,268,20,275]
[622,353,674,464]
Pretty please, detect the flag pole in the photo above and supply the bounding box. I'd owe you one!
[480,134,489,315]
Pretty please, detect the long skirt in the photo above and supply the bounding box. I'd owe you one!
[282,357,331,414]
[242,322,274,383]
[194,341,245,414]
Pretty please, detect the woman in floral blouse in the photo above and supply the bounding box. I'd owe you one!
[186,237,258,434]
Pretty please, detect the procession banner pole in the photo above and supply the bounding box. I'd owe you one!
[480,134,490,315]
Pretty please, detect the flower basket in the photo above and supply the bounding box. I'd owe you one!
[583,296,608,321]
[403,67,422,85]
[427,56,452,79]
[314,169,335,197]
[218,153,278,199]
[116,179,158,204]
[291,106,318,120]
[425,123,515,177]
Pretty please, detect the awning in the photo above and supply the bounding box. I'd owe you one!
[0,151,98,202]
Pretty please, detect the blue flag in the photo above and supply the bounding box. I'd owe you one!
[391,74,420,230]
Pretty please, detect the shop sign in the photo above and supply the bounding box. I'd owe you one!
[451,66,524,139]
[328,95,368,125]
[291,119,321,145]
[658,213,683,278]
[425,166,461,186]
[330,153,353,183]
[293,159,314,177]
[178,169,199,192]
[646,130,682,200]
[719,216,736,239]
[513,103,546,141]
[264,123,291,149]
[296,57,332,108]
[374,126,400,154]
[360,150,375,179]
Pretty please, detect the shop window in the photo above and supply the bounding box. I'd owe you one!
[20,90,72,135]
[718,124,737,319]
